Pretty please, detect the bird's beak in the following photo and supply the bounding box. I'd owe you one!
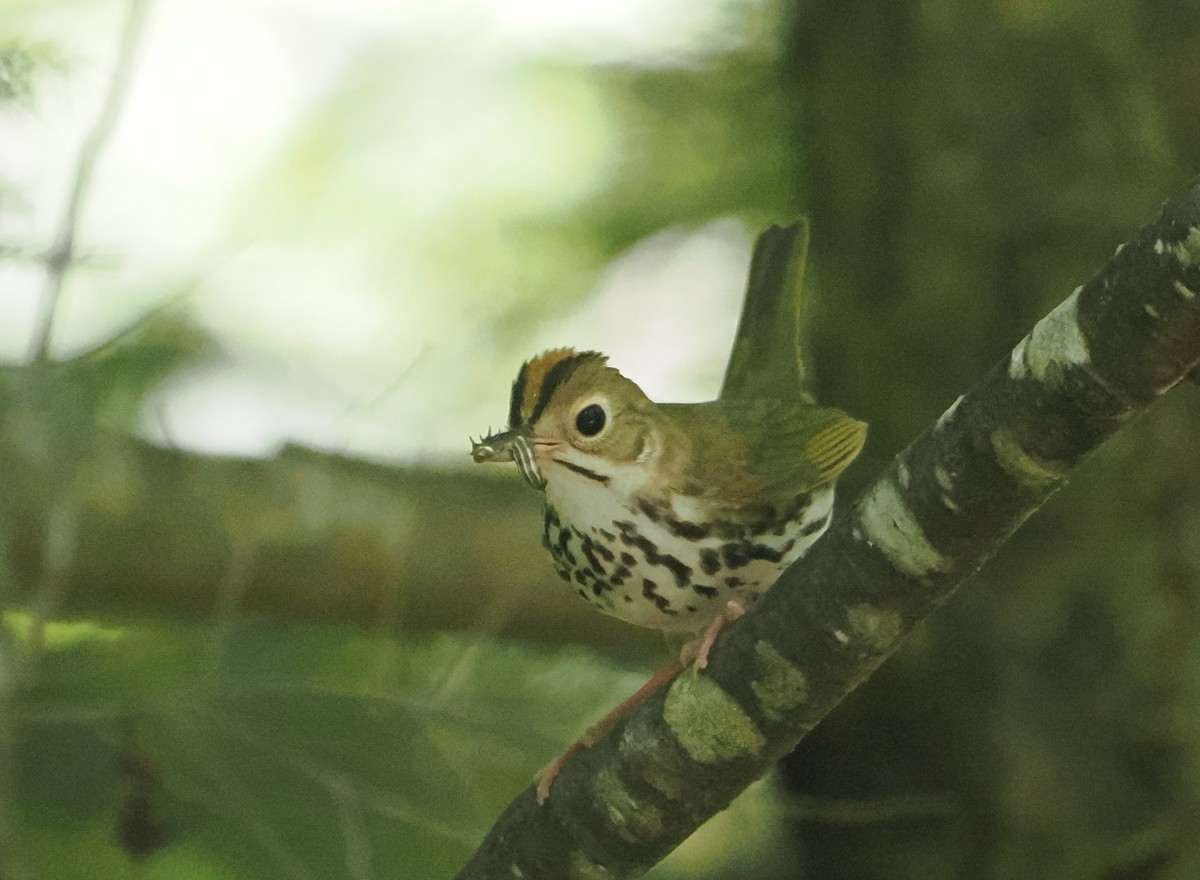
[471,427,547,490]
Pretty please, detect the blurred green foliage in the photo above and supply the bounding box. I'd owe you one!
[0,40,60,106]
[4,615,793,879]
[7,616,600,877]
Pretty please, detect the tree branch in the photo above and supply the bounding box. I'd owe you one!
[454,176,1200,879]
[29,0,151,363]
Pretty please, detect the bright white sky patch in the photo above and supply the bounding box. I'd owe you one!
[110,6,293,181]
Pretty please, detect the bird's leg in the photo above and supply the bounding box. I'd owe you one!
[536,601,746,804]
[679,600,745,670]
[536,657,683,804]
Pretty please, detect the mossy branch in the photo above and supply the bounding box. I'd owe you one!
[454,177,1200,880]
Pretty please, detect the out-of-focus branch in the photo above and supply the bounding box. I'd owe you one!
[29,0,151,363]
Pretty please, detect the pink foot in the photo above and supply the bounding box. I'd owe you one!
[535,601,746,804]
[536,743,584,805]
[679,600,746,670]
[534,658,684,804]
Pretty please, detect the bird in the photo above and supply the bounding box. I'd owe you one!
[472,346,866,802]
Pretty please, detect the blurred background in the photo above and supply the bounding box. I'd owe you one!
[2,0,1200,877]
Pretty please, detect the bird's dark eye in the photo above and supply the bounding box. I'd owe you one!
[575,403,607,437]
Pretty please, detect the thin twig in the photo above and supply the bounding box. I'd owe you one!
[29,0,151,363]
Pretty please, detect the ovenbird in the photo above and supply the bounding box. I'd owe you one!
[471,221,866,802]
[471,348,866,640]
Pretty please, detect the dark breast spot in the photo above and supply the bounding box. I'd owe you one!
[784,491,814,521]
[636,498,664,523]
[641,579,671,612]
[713,520,745,540]
[658,554,692,588]
[748,543,785,563]
[664,515,710,541]
[799,513,830,537]
[720,542,752,569]
[579,534,607,577]
[616,520,693,587]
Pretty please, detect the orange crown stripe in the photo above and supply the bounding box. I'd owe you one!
[510,348,607,427]
[521,348,579,418]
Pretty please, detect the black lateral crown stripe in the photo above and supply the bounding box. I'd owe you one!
[508,361,530,428]
[527,352,594,426]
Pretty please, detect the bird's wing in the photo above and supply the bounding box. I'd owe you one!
[661,400,867,506]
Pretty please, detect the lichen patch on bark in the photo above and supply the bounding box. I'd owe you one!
[1164,227,1200,267]
[990,427,1069,490]
[664,673,765,763]
[568,851,617,880]
[845,603,904,654]
[858,478,953,578]
[1010,289,1091,382]
[750,640,809,721]
[591,767,664,843]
